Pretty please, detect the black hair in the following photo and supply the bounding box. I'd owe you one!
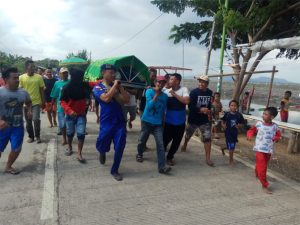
[149,68,157,75]
[245,91,250,95]
[171,73,182,81]
[285,90,292,96]
[25,60,34,68]
[47,67,52,70]
[214,92,220,96]
[229,99,239,107]
[164,73,171,79]
[265,107,278,118]
[2,67,18,79]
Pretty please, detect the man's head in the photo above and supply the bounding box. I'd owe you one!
[59,67,69,81]
[155,76,166,91]
[263,107,278,122]
[214,92,220,101]
[69,68,84,84]
[284,90,292,99]
[196,75,209,90]
[45,68,53,78]
[149,68,157,83]
[2,67,19,90]
[101,64,117,84]
[25,60,35,75]
[37,68,45,75]
[169,73,182,88]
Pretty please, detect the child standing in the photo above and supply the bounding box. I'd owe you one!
[280,90,292,122]
[247,107,281,194]
[211,92,223,139]
[221,100,244,165]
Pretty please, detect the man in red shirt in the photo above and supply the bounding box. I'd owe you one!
[60,68,90,163]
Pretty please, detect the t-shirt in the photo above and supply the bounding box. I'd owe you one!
[221,111,244,143]
[188,88,213,126]
[44,77,57,102]
[163,86,189,125]
[50,80,69,113]
[124,93,137,107]
[139,82,155,111]
[93,83,125,125]
[248,121,281,154]
[142,89,168,125]
[0,87,31,127]
[19,73,45,106]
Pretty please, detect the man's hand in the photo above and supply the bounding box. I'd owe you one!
[200,107,210,114]
[41,101,45,109]
[96,115,100,124]
[0,120,9,130]
[169,90,176,97]
[70,111,77,117]
[247,137,252,142]
[27,110,33,120]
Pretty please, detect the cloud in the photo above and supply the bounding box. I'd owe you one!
[0,0,298,82]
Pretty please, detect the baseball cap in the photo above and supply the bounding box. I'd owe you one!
[59,67,69,73]
[195,75,209,82]
[156,75,167,82]
[100,64,117,72]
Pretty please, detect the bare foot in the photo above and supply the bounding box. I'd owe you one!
[229,161,236,166]
[53,121,57,127]
[128,120,133,129]
[48,124,53,128]
[262,187,272,194]
[61,141,67,146]
[221,147,226,155]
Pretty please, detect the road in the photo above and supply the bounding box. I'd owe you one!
[1,113,300,225]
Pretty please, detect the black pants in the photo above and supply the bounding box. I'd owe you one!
[163,123,185,160]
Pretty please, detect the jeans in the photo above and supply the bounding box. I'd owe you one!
[137,121,166,170]
[163,123,185,160]
[65,115,86,141]
[57,112,66,129]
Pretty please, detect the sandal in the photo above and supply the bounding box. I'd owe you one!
[64,149,73,156]
[206,160,215,167]
[136,154,143,163]
[77,158,86,164]
[5,168,21,175]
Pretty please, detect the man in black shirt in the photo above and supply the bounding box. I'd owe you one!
[43,68,57,127]
[181,75,214,166]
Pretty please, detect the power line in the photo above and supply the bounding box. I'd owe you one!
[102,13,164,55]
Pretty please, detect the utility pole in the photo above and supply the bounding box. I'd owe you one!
[182,41,185,84]
[204,18,216,75]
[217,0,229,93]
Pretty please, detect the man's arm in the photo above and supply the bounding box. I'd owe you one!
[100,82,119,103]
[170,90,190,105]
[118,86,130,104]
[25,100,33,120]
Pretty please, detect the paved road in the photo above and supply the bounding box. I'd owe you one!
[1,113,300,225]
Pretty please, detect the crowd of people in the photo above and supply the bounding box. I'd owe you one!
[0,60,284,194]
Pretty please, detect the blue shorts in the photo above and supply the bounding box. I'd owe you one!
[66,115,86,140]
[57,112,66,129]
[0,126,24,152]
[226,142,236,151]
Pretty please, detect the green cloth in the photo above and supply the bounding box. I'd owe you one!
[50,80,69,112]
[84,55,150,86]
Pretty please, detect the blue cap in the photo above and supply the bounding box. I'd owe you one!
[100,64,117,72]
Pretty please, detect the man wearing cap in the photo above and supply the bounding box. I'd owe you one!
[93,64,130,181]
[50,67,69,145]
[136,76,171,174]
[181,75,214,167]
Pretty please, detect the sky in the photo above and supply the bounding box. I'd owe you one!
[0,0,299,82]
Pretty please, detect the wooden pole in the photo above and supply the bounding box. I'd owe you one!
[266,66,276,107]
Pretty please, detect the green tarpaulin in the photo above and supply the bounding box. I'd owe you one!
[84,55,150,88]
[59,57,88,66]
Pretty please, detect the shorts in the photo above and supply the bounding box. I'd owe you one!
[0,126,24,152]
[57,112,66,129]
[280,111,288,122]
[185,123,212,143]
[44,102,57,113]
[226,142,236,150]
[123,106,137,121]
[65,115,86,140]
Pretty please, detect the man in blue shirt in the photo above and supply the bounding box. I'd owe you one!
[93,64,129,181]
[136,76,171,174]
[163,73,190,166]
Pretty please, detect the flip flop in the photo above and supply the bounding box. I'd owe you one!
[206,161,215,167]
[77,158,86,164]
[5,168,21,175]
